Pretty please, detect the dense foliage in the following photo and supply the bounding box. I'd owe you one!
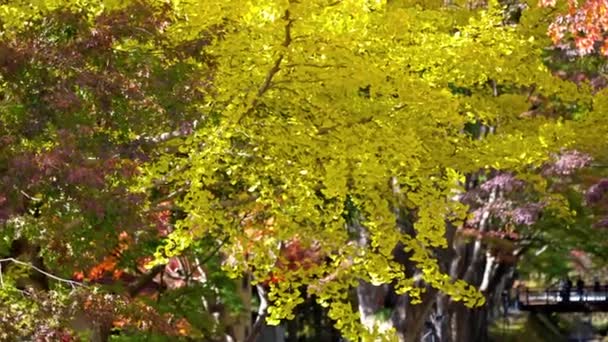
[1,0,608,341]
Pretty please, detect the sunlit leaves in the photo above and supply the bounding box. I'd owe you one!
[139,0,600,337]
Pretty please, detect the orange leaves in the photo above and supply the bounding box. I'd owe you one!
[567,0,580,15]
[236,202,278,254]
[150,201,172,237]
[174,317,193,336]
[543,0,608,56]
[232,203,325,285]
[267,274,286,284]
[78,291,191,337]
[87,256,118,280]
[260,238,325,286]
[73,231,131,281]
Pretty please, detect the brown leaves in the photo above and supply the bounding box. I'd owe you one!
[0,43,27,77]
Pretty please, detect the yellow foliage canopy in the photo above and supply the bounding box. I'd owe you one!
[137,1,608,339]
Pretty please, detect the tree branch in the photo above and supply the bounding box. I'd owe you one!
[135,119,201,146]
[256,9,293,98]
[238,9,294,124]
[128,237,229,297]
[0,258,85,288]
[316,116,374,135]
[128,265,165,297]
[245,284,269,342]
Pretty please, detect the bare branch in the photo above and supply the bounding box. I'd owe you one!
[199,236,230,265]
[316,116,374,135]
[0,258,85,288]
[123,119,203,156]
[19,190,42,202]
[283,63,347,69]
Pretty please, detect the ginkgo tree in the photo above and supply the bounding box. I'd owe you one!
[138,0,608,340]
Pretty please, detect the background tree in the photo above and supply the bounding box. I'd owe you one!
[0,1,242,340]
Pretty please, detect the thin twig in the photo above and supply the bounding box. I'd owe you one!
[284,63,347,69]
[0,258,84,288]
[19,190,42,202]
[316,116,374,135]
[256,10,293,98]
[134,119,202,145]
[128,237,229,297]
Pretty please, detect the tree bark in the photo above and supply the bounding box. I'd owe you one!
[392,290,438,342]
[356,281,389,329]
[230,275,253,341]
[245,284,268,342]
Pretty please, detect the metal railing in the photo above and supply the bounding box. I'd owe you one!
[517,286,608,306]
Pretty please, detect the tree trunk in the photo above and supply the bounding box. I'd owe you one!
[229,275,253,341]
[286,315,298,342]
[356,281,389,330]
[352,172,521,342]
[431,295,452,342]
[447,247,516,342]
[452,304,488,342]
[394,292,438,342]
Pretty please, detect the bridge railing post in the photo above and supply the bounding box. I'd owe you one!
[525,287,529,305]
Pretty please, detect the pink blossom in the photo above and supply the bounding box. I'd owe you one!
[511,203,544,226]
[586,179,608,204]
[544,150,592,176]
[480,173,524,193]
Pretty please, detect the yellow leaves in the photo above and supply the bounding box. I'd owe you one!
[242,1,285,26]
[591,87,608,115]
[0,0,130,33]
[124,0,607,338]
[0,2,41,31]
[544,193,576,222]
[164,0,242,41]
[445,167,465,185]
